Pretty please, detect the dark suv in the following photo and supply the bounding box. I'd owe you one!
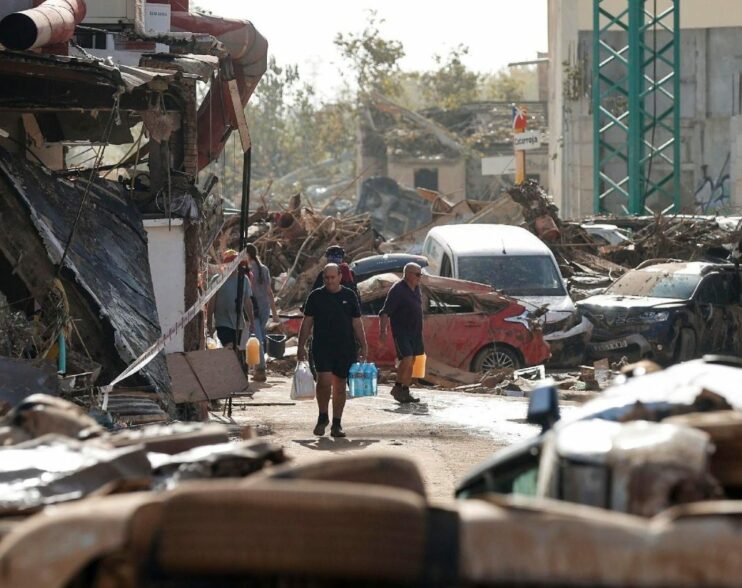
[350,253,428,283]
[576,261,742,364]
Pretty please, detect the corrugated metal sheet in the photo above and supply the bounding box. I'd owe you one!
[0,147,171,398]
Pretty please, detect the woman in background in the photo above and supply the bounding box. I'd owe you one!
[245,243,280,382]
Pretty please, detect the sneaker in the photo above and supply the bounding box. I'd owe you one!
[313,418,329,436]
[402,386,420,403]
[391,383,406,402]
[330,424,347,438]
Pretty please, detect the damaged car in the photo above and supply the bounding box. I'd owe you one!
[577,261,742,364]
[422,224,592,366]
[284,273,551,372]
[361,273,551,371]
[457,355,742,518]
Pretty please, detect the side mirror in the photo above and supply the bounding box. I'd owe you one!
[527,383,560,432]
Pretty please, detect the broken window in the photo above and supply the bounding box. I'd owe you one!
[360,296,386,315]
[696,274,739,306]
[414,167,438,192]
[426,291,474,314]
[74,30,107,50]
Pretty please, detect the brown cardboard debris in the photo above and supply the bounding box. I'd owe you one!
[167,348,249,404]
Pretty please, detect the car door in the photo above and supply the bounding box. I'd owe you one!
[718,271,742,354]
[359,295,397,367]
[694,273,729,353]
[423,289,489,370]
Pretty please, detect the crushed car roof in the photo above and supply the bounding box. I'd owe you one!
[358,272,519,314]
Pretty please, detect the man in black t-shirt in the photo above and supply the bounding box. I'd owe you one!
[298,264,367,438]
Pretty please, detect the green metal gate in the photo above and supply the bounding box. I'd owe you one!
[593,0,680,215]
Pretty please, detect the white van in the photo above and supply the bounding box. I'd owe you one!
[422,224,592,365]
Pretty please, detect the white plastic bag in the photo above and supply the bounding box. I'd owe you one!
[291,361,316,400]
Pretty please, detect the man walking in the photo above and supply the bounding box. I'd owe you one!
[379,263,424,403]
[298,263,367,438]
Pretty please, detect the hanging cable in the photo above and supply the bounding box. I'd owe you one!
[54,93,120,281]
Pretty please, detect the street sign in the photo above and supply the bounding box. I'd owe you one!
[513,131,541,151]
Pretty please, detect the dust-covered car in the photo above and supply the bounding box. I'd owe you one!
[577,261,742,364]
[359,273,551,371]
[457,356,742,518]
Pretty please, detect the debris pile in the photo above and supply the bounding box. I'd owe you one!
[214,196,380,308]
[506,181,742,300]
[0,394,286,522]
[600,215,742,268]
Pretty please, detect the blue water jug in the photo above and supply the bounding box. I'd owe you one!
[348,362,364,398]
[365,362,378,396]
[360,362,371,396]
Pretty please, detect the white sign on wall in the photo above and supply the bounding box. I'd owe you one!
[145,2,171,33]
[481,156,517,176]
[513,131,541,151]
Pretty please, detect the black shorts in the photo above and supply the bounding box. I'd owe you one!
[393,330,424,360]
[216,326,236,347]
[312,347,356,379]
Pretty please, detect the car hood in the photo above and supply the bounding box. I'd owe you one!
[520,295,577,322]
[577,294,685,311]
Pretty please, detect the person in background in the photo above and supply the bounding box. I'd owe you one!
[298,263,367,438]
[379,263,424,403]
[312,245,359,301]
[245,243,280,382]
[207,249,255,349]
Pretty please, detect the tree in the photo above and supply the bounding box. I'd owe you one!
[334,10,405,98]
[481,67,538,102]
[421,45,480,110]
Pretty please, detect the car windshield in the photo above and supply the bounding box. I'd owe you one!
[457,255,566,296]
[606,269,702,299]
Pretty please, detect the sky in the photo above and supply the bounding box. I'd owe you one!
[202,0,548,98]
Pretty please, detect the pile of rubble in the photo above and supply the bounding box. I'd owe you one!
[600,215,742,267]
[0,394,286,528]
[215,195,381,308]
[506,181,742,300]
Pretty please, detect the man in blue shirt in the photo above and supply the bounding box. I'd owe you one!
[208,249,255,348]
[379,263,424,403]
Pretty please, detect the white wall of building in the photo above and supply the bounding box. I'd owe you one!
[387,159,467,201]
[143,218,185,354]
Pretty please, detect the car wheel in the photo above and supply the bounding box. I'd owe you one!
[471,344,522,372]
[675,328,696,362]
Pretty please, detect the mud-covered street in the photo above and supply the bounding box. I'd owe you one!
[226,375,581,499]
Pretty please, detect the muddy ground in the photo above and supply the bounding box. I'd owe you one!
[219,375,582,500]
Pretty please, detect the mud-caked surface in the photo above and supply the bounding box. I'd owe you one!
[221,374,565,500]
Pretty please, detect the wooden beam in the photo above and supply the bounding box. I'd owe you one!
[226,79,251,152]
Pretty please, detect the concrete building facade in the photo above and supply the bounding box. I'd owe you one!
[549,0,742,218]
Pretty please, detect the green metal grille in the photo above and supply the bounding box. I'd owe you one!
[593,0,680,215]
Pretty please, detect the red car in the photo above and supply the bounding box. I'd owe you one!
[285,273,550,372]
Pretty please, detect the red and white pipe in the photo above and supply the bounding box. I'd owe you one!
[0,0,86,51]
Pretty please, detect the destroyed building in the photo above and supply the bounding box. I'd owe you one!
[0,0,267,417]
[358,93,550,211]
